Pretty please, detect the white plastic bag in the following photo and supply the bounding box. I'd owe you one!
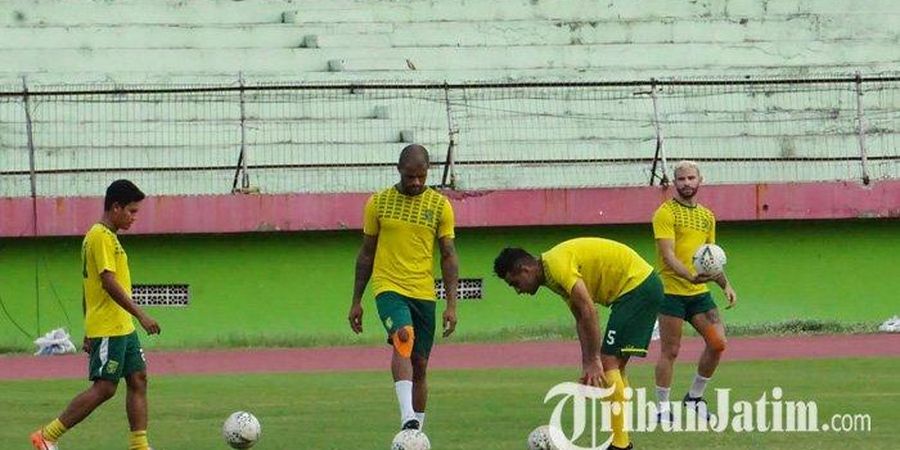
[879,316,900,333]
[33,327,77,356]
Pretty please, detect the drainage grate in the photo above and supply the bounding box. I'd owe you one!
[435,278,483,300]
[132,284,190,307]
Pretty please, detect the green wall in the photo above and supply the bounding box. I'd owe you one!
[0,219,896,352]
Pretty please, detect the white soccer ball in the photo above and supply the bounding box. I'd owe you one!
[391,429,431,450]
[222,411,261,449]
[527,425,560,450]
[693,243,727,276]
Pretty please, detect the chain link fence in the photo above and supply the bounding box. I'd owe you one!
[1,76,897,197]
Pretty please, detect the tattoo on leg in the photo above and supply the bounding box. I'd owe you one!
[705,309,721,324]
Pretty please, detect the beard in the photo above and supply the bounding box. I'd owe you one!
[677,186,698,199]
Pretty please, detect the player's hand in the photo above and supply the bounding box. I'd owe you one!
[82,336,92,353]
[442,307,458,338]
[579,357,606,387]
[348,303,364,334]
[139,315,161,335]
[691,273,715,284]
[724,284,737,309]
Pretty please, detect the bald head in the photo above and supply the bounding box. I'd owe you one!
[398,144,430,168]
[396,144,430,196]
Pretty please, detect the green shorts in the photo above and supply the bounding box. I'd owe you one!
[601,272,663,358]
[659,291,717,320]
[375,291,437,359]
[87,331,146,381]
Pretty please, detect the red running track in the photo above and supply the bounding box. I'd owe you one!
[1,333,898,381]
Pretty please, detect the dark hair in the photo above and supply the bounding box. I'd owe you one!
[493,247,535,278]
[104,179,145,211]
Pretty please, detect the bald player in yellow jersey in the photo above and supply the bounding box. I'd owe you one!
[348,144,459,433]
[32,180,161,450]
[652,160,737,423]
[494,238,663,450]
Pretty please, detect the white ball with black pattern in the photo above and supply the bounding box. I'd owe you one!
[222,411,261,449]
[693,243,727,276]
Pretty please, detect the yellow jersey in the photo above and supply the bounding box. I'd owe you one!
[82,223,135,337]
[652,199,716,295]
[541,237,654,306]
[363,186,455,301]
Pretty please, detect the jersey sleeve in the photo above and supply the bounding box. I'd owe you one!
[652,205,675,240]
[545,250,581,297]
[88,232,117,275]
[437,197,455,239]
[362,194,379,236]
[707,213,717,244]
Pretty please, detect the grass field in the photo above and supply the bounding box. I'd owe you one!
[3,358,898,449]
[1,219,896,352]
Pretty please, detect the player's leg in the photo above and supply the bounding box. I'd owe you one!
[32,336,122,449]
[125,371,150,450]
[655,294,688,421]
[408,297,436,431]
[599,272,662,450]
[410,353,428,429]
[123,332,152,450]
[375,292,417,429]
[686,295,726,406]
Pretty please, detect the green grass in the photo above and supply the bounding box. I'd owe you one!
[2,358,898,449]
[1,219,897,352]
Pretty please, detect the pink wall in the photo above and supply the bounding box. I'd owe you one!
[1,180,898,237]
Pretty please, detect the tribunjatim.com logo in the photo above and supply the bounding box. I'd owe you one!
[542,382,872,450]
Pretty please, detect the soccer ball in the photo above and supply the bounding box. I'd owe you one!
[222,411,261,449]
[391,429,431,450]
[693,243,727,276]
[527,425,560,450]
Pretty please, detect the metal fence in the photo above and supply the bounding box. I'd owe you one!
[1,76,898,197]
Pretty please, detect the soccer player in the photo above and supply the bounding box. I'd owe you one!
[348,144,459,432]
[31,179,161,450]
[494,238,663,450]
[652,161,738,421]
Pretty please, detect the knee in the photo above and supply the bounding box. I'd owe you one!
[126,372,148,392]
[396,327,410,343]
[411,356,428,382]
[660,344,680,361]
[391,326,415,358]
[93,381,118,400]
[708,336,727,354]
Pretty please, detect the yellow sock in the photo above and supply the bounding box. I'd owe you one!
[41,418,67,442]
[605,369,630,449]
[128,430,149,450]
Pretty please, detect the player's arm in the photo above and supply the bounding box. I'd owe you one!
[710,270,737,309]
[567,279,606,387]
[438,236,459,337]
[656,238,712,284]
[706,215,736,307]
[99,271,160,334]
[349,234,377,334]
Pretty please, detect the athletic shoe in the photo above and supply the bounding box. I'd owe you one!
[608,443,633,450]
[401,419,420,430]
[30,430,59,450]
[683,394,714,421]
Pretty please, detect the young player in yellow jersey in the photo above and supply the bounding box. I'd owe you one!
[494,238,664,450]
[652,161,738,423]
[31,180,161,450]
[348,144,459,433]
